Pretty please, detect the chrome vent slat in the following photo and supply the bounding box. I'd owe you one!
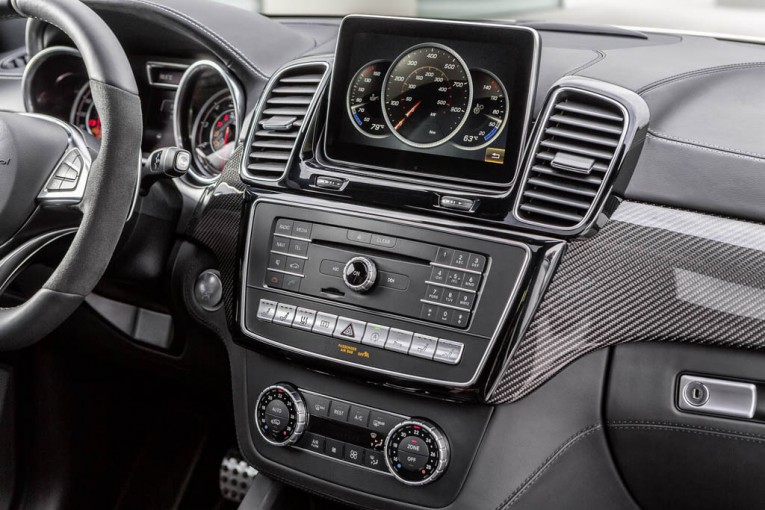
[266,96,313,106]
[516,88,628,230]
[544,126,619,148]
[526,176,599,198]
[243,62,328,182]
[548,114,623,135]
[555,100,623,122]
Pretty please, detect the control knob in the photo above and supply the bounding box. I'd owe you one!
[343,256,377,293]
[384,419,450,485]
[255,383,307,446]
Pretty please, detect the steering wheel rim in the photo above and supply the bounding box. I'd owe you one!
[0,0,142,349]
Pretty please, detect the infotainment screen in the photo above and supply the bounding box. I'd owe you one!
[323,16,540,188]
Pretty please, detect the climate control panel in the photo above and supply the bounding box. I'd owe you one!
[254,384,450,486]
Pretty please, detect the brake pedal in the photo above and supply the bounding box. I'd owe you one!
[220,449,258,503]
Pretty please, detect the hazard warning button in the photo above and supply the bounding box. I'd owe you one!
[332,317,367,343]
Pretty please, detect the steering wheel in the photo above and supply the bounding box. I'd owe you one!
[0,0,141,349]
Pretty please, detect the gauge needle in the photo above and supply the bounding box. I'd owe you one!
[220,126,231,172]
[394,100,422,131]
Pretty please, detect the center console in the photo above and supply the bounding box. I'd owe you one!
[241,199,530,388]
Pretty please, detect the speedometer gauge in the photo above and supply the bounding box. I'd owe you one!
[70,83,101,140]
[347,60,391,138]
[453,69,509,150]
[191,90,237,175]
[382,43,472,148]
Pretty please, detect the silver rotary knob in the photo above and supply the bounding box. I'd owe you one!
[342,256,377,293]
[384,419,450,486]
[255,383,307,446]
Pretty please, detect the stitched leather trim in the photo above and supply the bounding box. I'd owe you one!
[645,131,765,163]
[608,420,765,443]
[638,61,765,95]
[495,424,602,510]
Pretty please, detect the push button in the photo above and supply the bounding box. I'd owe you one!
[434,339,464,365]
[349,406,370,427]
[325,439,344,459]
[446,270,464,287]
[371,233,397,248]
[451,310,470,328]
[441,288,459,306]
[385,329,413,353]
[292,221,312,239]
[462,273,481,291]
[409,334,437,360]
[298,433,325,453]
[430,266,448,284]
[264,414,288,433]
[399,436,430,457]
[397,451,428,471]
[303,393,330,417]
[379,271,409,290]
[467,253,487,272]
[328,401,350,422]
[434,248,453,265]
[369,411,400,434]
[344,444,364,465]
[347,230,371,243]
[285,257,305,274]
[362,324,389,348]
[271,237,290,253]
[425,285,443,302]
[319,259,344,277]
[265,271,283,288]
[333,317,366,343]
[420,303,438,321]
[312,313,338,336]
[266,399,289,418]
[268,253,286,271]
[435,307,452,324]
[451,250,470,268]
[292,308,316,331]
[364,449,386,471]
[457,292,475,309]
[288,239,309,256]
[274,219,293,236]
[273,304,297,326]
[256,299,277,322]
[282,274,301,292]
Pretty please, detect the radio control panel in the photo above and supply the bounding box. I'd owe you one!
[241,200,530,387]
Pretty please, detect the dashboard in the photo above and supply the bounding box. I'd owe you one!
[22,46,243,183]
[5,2,765,509]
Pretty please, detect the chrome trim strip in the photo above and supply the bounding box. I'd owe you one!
[240,60,331,184]
[240,196,531,388]
[423,281,477,294]
[418,299,471,313]
[321,15,541,192]
[512,80,631,232]
[173,60,245,186]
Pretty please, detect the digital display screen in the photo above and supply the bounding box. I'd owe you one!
[323,16,539,187]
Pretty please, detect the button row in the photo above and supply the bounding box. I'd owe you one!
[267,219,314,293]
[424,284,474,310]
[347,229,397,249]
[302,392,403,433]
[296,432,388,472]
[256,299,464,365]
[433,248,486,274]
[420,303,470,329]
[429,266,481,292]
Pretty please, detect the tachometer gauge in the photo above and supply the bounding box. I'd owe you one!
[453,69,508,150]
[191,90,237,176]
[382,43,472,148]
[347,60,391,138]
[70,83,101,140]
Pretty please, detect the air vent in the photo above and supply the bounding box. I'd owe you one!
[515,88,627,230]
[243,62,328,182]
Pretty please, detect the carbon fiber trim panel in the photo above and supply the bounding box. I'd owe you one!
[189,145,246,324]
[490,201,765,403]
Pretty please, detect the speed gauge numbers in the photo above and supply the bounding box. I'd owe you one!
[382,44,472,148]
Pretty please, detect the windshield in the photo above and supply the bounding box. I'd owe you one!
[215,0,765,39]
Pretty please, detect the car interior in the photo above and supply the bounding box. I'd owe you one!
[1,0,765,508]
